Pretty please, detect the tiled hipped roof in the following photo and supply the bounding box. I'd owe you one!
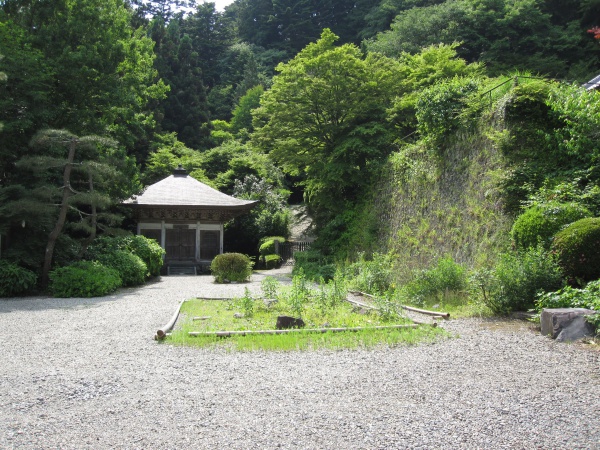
[124,172,256,209]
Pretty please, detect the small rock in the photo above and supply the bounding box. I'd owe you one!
[276,315,305,329]
[233,313,244,319]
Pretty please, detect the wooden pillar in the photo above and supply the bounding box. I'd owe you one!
[220,223,224,254]
[160,221,166,249]
[195,221,201,261]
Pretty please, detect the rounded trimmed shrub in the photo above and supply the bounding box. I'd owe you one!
[0,261,37,297]
[96,250,148,286]
[511,202,591,250]
[264,254,282,269]
[552,217,600,282]
[258,236,286,256]
[49,261,122,298]
[210,253,254,283]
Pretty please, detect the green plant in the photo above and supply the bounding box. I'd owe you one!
[347,252,397,294]
[511,202,591,250]
[264,254,281,269]
[536,280,600,311]
[258,236,285,256]
[401,256,467,306]
[96,250,147,286]
[293,249,336,281]
[552,217,600,283]
[49,261,122,298]
[283,269,310,317]
[485,245,564,314]
[125,235,165,277]
[235,288,255,317]
[210,253,254,283]
[261,276,280,299]
[0,260,37,297]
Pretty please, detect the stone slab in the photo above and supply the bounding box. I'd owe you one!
[540,308,596,340]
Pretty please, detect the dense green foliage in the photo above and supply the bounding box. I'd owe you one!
[96,250,148,287]
[401,257,468,306]
[210,252,254,283]
[536,280,600,311]
[3,0,600,305]
[480,246,565,315]
[126,235,165,277]
[0,260,37,297]
[511,202,592,250]
[84,234,163,283]
[552,218,600,283]
[49,261,122,298]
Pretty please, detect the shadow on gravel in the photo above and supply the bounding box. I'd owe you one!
[0,281,160,314]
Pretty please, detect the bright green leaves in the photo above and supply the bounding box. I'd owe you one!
[253,29,402,226]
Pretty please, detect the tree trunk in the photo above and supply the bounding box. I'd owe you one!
[41,140,77,287]
[77,171,97,259]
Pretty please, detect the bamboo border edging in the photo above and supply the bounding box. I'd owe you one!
[155,299,186,340]
[348,290,450,320]
[188,323,438,338]
[401,305,450,320]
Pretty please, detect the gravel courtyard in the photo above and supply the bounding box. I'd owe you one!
[1,269,599,449]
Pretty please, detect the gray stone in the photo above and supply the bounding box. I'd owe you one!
[556,315,596,342]
[540,308,596,340]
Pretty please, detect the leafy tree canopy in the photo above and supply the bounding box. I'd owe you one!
[252,29,402,228]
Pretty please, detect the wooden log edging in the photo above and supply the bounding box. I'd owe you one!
[348,290,450,320]
[155,299,186,340]
[188,323,437,338]
[401,305,450,320]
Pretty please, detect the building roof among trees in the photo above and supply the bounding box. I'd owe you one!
[124,166,257,209]
[583,74,600,90]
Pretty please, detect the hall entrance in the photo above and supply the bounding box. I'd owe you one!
[165,226,196,260]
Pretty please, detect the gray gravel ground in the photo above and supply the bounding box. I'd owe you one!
[1,269,600,449]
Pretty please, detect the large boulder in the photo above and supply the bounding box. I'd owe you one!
[540,308,596,342]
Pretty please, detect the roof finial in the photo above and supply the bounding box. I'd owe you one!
[173,164,188,177]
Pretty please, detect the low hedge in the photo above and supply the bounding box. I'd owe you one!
[552,217,600,282]
[264,254,282,269]
[258,236,286,256]
[0,261,37,297]
[210,253,254,283]
[49,261,122,298]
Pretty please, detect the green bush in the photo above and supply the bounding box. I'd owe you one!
[49,261,122,298]
[258,236,286,256]
[536,280,600,331]
[96,250,148,286]
[401,256,467,306]
[293,249,336,281]
[0,261,37,297]
[536,280,600,311]
[348,252,396,295]
[484,245,564,314]
[511,202,591,250]
[264,254,282,269]
[552,217,600,283]
[210,253,254,283]
[125,235,165,277]
[85,234,164,278]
